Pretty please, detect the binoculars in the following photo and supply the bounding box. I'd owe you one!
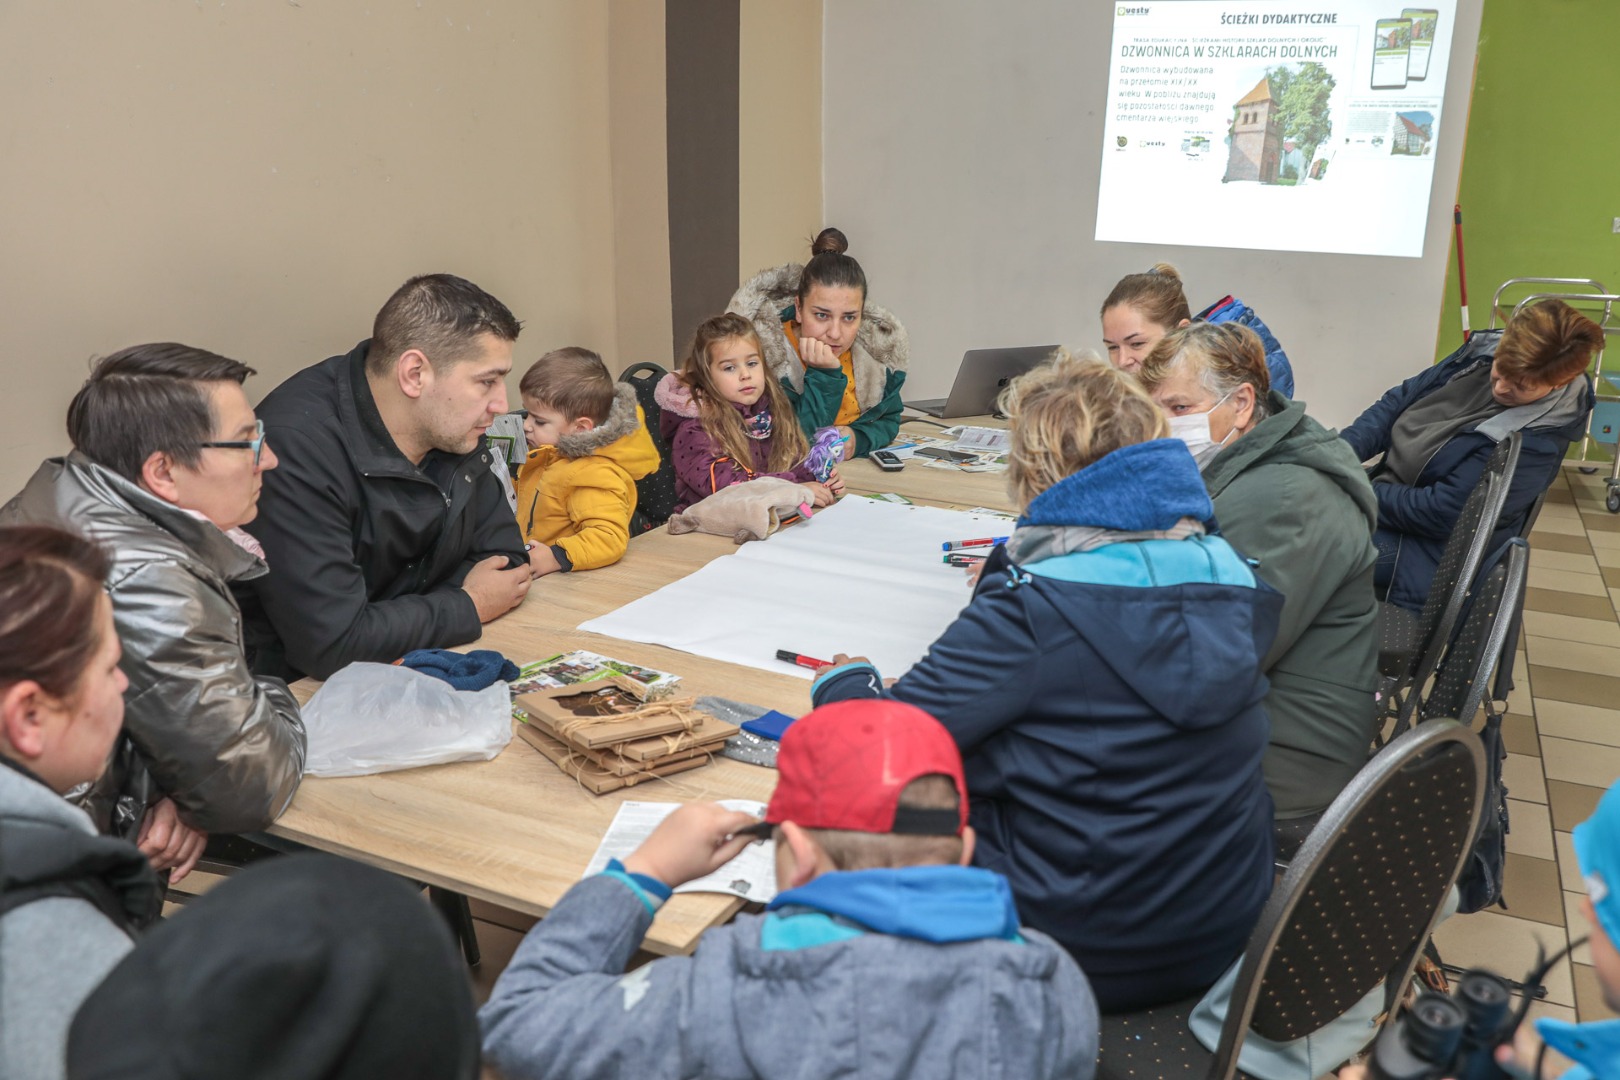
[1366,969,1515,1079]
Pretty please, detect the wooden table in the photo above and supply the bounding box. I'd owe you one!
[276,528,815,955]
[271,412,1014,955]
[838,413,1016,513]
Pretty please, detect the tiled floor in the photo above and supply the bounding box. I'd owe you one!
[168,465,1620,1041]
[1433,464,1620,1028]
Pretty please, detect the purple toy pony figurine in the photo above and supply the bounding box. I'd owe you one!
[803,427,847,483]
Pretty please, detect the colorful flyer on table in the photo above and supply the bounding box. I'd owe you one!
[1403,8,1440,81]
[1371,18,1412,89]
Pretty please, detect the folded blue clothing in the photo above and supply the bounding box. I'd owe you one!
[740,710,797,741]
[399,649,520,692]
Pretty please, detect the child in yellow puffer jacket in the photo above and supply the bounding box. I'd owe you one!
[516,348,660,575]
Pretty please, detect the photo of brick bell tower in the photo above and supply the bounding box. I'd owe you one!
[1223,75,1281,183]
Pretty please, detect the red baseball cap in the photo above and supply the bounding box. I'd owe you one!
[764,699,968,835]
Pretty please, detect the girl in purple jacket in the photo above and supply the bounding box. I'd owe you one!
[657,313,843,513]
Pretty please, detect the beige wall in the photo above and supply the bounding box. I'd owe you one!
[738,0,822,282]
[823,1,1485,430]
[0,1,638,497]
[609,0,674,367]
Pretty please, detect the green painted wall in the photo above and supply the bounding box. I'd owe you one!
[1434,0,1620,367]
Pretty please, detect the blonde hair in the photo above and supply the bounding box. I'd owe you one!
[1000,349,1169,508]
[1100,263,1193,330]
[679,314,809,474]
[1138,322,1271,421]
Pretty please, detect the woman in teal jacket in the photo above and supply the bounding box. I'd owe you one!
[726,227,907,459]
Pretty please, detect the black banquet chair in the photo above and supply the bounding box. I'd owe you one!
[619,360,680,534]
[1377,432,1520,733]
[1094,719,1486,1080]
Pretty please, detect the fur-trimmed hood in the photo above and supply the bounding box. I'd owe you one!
[551,383,643,460]
[513,382,659,558]
[517,383,658,490]
[726,263,909,409]
[653,372,700,420]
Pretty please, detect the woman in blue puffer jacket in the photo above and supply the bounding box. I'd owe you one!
[1341,299,1601,612]
[813,352,1281,1012]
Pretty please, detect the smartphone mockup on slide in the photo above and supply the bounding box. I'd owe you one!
[1371,18,1412,90]
[1403,8,1439,81]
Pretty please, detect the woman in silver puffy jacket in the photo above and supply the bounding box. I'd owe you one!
[0,343,306,877]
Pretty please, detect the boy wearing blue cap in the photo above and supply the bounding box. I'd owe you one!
[1517,778,1620,1078]
[1340,778,1620,1080]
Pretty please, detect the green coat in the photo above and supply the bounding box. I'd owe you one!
[727,263,909,458]
[1203,392,1381,818]
[787,364,907,458]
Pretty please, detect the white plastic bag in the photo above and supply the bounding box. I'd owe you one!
[303,663,513,777]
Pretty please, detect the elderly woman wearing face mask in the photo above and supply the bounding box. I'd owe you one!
[1138,323,1380,856]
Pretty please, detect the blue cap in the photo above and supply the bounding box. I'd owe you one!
[1572,780,1620,947]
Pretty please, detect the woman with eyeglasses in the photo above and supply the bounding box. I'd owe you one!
[0,343,306,878]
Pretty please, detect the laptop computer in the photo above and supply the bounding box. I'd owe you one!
[904,345,1059,419]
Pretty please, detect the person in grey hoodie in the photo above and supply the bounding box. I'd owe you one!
[0,525,162,1080]
[479,699,1098,1080]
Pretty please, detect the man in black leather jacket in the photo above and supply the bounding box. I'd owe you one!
[240,274,532,682]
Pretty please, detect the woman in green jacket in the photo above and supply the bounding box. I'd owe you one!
[1139,323,1380,858]
[726,228,908,460]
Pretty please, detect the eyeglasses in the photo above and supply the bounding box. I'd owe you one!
[199,419,267,468]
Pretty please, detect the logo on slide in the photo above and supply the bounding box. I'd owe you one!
[1117,5,1149,14]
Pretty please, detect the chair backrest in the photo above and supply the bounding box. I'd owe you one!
[1396,433,1521,721]
[1421,539,1528,726]
[1516,487,1549,542]
[1486,446,1549,708]
[1207,720,1486,1080]
[618,361,680,533]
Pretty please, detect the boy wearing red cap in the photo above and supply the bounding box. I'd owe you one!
[478,699,1099,1080]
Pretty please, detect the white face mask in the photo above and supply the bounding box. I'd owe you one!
[1167,389,1237,470]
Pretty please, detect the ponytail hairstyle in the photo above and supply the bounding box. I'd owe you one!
[680,314,810,474]
[1100,263,1193,330]
[796,227,868,305]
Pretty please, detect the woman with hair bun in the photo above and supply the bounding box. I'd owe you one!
[726,228,908,460]
[1100,263,1194,374]
[1101,263,1296,397]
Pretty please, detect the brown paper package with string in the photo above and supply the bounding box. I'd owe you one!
[513,679,738,794]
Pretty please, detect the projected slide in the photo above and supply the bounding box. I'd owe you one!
[1096,1,1455,258]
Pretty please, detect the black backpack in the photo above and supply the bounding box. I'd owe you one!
[618,361,681,535]
[1451,541,1527,915]
[1456,705,1510,915]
